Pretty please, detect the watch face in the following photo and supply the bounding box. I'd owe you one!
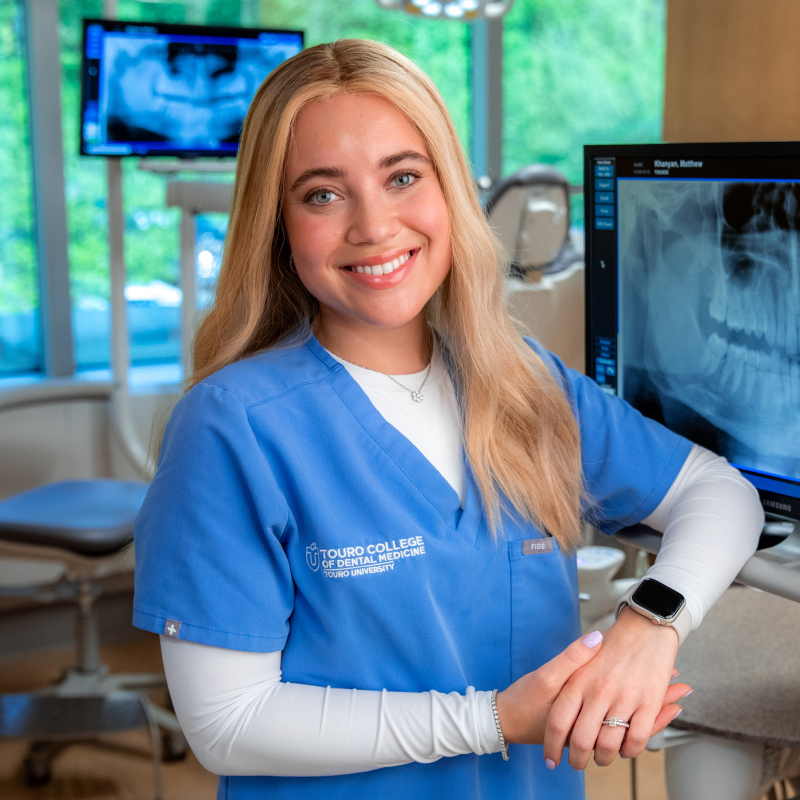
[631,579,685,619]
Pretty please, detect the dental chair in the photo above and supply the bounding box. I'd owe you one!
[0,383,185,799]
[487,164,586,373]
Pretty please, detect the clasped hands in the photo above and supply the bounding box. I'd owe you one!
[496,606,690,770]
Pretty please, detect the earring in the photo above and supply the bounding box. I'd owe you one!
[288,254,297,274]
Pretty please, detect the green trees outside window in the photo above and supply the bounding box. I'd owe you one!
[0,0,39,374]
[0,0,664,375]
[504,0,666,226]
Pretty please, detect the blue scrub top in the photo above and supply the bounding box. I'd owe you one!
[133,335,691,800]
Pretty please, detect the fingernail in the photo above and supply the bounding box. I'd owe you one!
[620,755,628,759]
[681,689,693,699]
[583,630,603,648]
[545,758,556,770]
[672,670,680,677]
[672,707,684,720]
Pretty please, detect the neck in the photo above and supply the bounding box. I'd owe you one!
[314,311,431,374]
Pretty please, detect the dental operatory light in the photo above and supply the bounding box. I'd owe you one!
[375,0,514,20]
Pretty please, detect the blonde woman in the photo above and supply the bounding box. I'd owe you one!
[133,39,763,800]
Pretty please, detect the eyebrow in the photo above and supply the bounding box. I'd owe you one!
[378,150,431,170]
[289,150,431,193]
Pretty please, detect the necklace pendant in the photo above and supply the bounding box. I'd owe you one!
[412,390,424,403]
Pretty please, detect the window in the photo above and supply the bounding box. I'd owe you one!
[503,0,667,227]
[10,1,666,378]
[0,0,40,375]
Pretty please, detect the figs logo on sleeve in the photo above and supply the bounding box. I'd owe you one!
[306,542,320,572]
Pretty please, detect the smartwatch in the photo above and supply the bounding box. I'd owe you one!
[616,578,692,646]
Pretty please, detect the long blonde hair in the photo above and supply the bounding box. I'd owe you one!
[189,39,585,549]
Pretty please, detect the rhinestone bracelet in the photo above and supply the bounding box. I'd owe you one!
[490,689,509,761]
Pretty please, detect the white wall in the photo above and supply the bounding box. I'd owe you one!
[0,388,176,500]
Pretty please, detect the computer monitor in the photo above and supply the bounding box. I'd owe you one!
[584,142,800,525]
[79,19,303,157]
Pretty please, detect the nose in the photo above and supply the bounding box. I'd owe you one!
[345,191,402,247]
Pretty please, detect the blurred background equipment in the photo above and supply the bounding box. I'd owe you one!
[487,164,586,373]
[374,0,514,21]
[576,546,638,633]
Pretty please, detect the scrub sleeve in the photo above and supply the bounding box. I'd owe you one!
[133,336,692,800]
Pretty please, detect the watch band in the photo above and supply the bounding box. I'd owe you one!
[615,582,692,647]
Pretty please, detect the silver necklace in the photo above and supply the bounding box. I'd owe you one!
[334,353,433,402]
[385,361,433,402]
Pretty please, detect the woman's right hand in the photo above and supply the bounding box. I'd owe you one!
[496,631,690,752]
[495,630,607,747]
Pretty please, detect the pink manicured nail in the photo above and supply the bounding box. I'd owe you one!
[681,689,693,698]
[545,758,556,770]
[672,707,684,720]
[583,630,603,648]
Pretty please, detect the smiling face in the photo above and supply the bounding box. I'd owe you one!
[281,92,451,368]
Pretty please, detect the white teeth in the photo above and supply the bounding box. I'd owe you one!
[744,294,756,336]
[720,343,738,389]
[728,344,747,392]
[709,277,727,323]
[742,349,760,402]
[700,332,727,376]
[726,291,744,332]
[765,310,777,347]
[755,300,767,339]
[351,251,411,277]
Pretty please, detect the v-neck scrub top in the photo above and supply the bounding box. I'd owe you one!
[133,336,692,800]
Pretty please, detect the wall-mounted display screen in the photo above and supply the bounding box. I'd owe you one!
[585,142,800,524]
[79,19,303,157]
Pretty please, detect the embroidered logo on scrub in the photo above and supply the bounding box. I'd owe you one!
[308,536,427,579]
[523,538,554,555]
[306,542,320,572]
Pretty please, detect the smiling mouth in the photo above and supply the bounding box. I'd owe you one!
[342,250,416,275]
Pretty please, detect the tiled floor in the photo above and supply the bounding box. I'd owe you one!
[0,638,676,800]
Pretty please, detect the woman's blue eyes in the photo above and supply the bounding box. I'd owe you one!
[311,190,336,205]
[392,173,415,187]
[306,173,417,205]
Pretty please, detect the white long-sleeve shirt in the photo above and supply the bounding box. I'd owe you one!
[160,348,764,777]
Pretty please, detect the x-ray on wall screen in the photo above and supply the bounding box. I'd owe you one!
[80,20,303,157]
[585,144,800,523]
[618,179,799,482]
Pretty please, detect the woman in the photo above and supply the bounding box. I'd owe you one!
[133,39,764,799]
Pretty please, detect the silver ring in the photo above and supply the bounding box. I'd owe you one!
[602,717,630,728]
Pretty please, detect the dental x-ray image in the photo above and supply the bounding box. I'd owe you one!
[619,179,800,481]
[101,35,294,147]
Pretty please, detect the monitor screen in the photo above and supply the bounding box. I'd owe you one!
[80,19,303,157]
[584,142,800,524]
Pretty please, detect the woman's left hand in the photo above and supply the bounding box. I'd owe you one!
[542,606,690,770]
